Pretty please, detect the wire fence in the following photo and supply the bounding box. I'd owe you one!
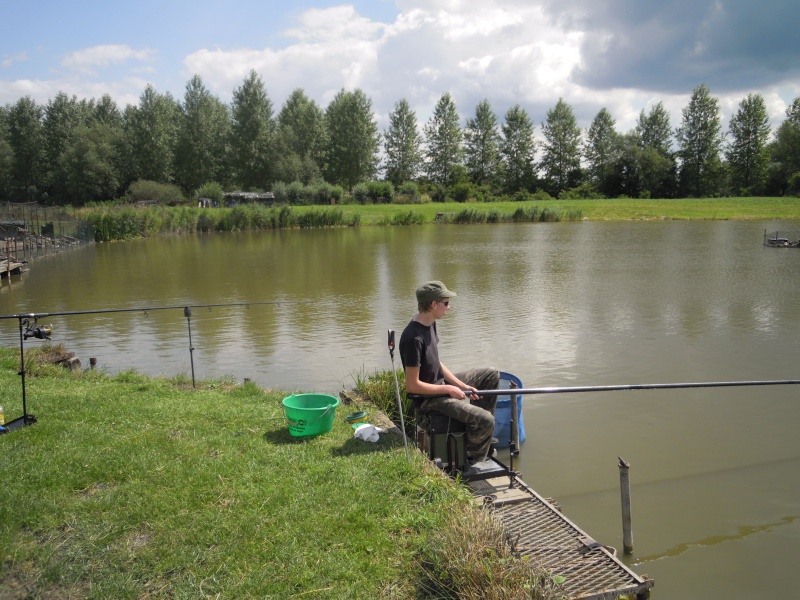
[0,202,91,264]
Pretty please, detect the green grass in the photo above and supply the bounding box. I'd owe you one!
[327,196,800,224]
[75,197,800,241]
[0,347,561,599]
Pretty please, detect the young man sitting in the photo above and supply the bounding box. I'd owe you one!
[399,280,500,463]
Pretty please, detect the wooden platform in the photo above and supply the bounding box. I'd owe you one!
[468,470,654,599]
[0,260,26,278]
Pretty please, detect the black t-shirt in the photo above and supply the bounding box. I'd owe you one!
[399,319,445,385]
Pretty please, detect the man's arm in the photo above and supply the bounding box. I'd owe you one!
[405,366,466,399]
[441,362,478,396]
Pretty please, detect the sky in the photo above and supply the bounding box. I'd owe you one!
[2,0,800,136]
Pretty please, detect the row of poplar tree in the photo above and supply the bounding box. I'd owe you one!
[1,69,799,206]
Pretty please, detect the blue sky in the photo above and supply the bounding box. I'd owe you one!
[3,0,800,133]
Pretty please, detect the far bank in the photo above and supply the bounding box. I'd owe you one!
[72,196,800,242]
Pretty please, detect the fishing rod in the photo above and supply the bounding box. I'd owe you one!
[0,300,307,433]
[468,379,800,396]
[0,299,306,321]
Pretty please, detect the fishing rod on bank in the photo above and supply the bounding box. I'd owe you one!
[0,300,308,433]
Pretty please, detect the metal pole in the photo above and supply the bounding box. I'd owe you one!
[619,457,634,554]
[18,317,28,420]
[388,329,410,462]
[184,306,196,388]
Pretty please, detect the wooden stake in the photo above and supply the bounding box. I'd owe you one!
[619,456,634,554]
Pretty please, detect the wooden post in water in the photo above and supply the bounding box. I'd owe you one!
[619,456,634,554]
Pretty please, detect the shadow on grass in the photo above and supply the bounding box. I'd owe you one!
[262,427,305,445]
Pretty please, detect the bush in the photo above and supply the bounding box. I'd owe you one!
[452,182,473,203]
[286,181,308,205]
[430,185,449,203]
[127,180,186,206]
[366,180,395,203]
[513,190,532,202]
[352,182,370,204]
[310,182,344,205]
[558,183,604,200]
[272,181,289,204]
[531,189,555,201]
[194,181,224,204]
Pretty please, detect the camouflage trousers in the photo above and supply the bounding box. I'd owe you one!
[416,367,500,461]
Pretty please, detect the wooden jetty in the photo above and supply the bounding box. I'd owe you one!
[467,467,653,599]
[0,259,26,278]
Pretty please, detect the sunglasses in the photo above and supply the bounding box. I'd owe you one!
[438,300,450,307]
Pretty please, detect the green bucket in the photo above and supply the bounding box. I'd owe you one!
[282,393,340,438]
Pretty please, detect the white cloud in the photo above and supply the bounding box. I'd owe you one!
[3,0,798,136]
[61,45,156,75]
[2,52,29,68]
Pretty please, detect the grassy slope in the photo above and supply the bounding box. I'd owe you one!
[0,350,462,598]
[0,350,559,599]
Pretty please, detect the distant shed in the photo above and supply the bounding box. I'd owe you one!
[223,191,276,207]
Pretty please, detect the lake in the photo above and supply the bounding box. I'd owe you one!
[1,219,799,598]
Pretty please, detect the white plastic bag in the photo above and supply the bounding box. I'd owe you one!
[353,423,385,443]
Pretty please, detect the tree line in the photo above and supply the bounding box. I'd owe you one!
[1,71,799,206]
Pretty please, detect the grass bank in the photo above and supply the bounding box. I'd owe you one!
[0,346,562,599]
[76,197,800,241]
[341,196,800,224]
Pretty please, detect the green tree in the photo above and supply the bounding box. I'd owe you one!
[7,96,46,202]
[423,92,463,187]
[584,108,620,195]
[0,107,14,201]
[675,84,725,197]
[767,97,800,195]
[639,145,677,198]
[726,93,770,196]
[464,99,500,186]
[634,102,678,198]
[383,98,423,187]
[43,92,92,201]
[56,123,120,204]
[499,104,536,193]
[636,102,672,156]
[230,70,275,190]
[274,88,326,184]
[175,75,231,194]
[324,88,380,190]
[93,94,123,128]
[539,98,582,195]
[606,131,642,198]
[125,85,181,185]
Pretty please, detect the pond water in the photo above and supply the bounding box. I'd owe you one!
[1,220,799,598]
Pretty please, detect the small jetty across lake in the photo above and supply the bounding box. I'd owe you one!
[467,469,653,599]
[764,229,800,247]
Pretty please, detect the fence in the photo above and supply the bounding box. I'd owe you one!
[0,202,91,263]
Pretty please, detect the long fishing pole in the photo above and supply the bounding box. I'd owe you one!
[0,299,306,321]
[468,379,800,396]
[1,299,310,429]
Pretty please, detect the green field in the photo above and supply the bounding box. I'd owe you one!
[323,196,800,224]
